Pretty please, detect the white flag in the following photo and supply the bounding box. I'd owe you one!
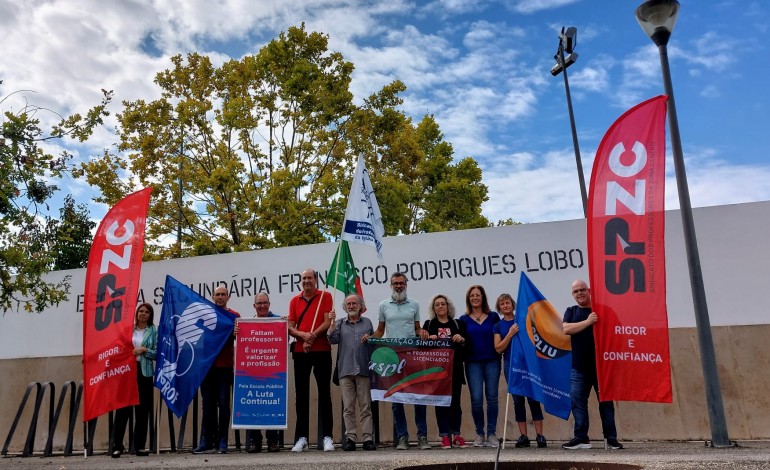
[341,155,385,259]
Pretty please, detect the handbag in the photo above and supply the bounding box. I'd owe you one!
[332,364,340,386]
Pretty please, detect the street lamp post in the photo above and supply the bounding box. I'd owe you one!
[635,0,730,447]
[551,27,587,217]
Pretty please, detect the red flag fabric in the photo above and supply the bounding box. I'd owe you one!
[587,95,672,403]
[82,188,152,421]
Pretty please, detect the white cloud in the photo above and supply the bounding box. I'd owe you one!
[3,0,767,228]
[616,44,661,109]
[483,149,586,223]
[569,63,610,93]
[506,0,581,15]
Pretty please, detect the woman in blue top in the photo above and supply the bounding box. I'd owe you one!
[458,285,500,448]
[493,293,546,448]
[112,303,158,458]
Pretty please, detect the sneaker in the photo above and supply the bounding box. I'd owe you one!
[267,440,281,452]
[485,434,499,448]
[515,434,530,448]
[452,434,468,449]
[418,435,431,450]
[441,436,452,449]
[323,436,335,451]
[396,436,409,450]
[192,444,215,454]
[135,449,150,456]
[473,435,485,447]
[606,439,624,450]
[217,445,228,454]
[536,434,547,448]
[452,435,468,448]
[562,437,591,450]
[291,437,308,452]
[363,440,377,451]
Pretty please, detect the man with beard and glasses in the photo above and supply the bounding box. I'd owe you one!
[366,272,430,450]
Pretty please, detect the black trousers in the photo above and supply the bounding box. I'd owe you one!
[292,350,333,441]
[113,372,153,452]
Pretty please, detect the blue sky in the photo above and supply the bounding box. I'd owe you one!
[1,0,768,225]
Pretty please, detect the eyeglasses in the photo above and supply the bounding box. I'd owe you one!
[255,302,269,305]
[572,288,588,294]
[391,281,407,286]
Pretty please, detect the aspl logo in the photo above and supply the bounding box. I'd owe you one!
[157,302,218,404]
[369,347,406,377]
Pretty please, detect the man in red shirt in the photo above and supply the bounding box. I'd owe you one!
[193,285,240,454]
[287,268,334,452]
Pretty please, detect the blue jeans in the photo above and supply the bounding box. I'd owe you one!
[465,359,500,436]
[392,402,427,440]
[570,369,617,440]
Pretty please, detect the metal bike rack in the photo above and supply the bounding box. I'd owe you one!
[2,381,55,457]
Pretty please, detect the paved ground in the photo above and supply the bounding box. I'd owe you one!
[2,440,769,470]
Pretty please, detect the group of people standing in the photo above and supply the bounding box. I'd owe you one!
[109,269,622,457]
[349,274,543,451]
[288,269,547,452]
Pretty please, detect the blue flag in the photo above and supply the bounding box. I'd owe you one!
[154,275,237,417]
[508,272,572,420]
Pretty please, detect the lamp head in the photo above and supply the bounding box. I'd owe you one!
[636,0,679,46]
[560,26,577,54]
[551,52,578,76]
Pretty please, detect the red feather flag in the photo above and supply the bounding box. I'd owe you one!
[587,96,672,403]
[82,188,152,421]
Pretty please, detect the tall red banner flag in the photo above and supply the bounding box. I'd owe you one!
[587,95,672,403]
[82,188,152,421]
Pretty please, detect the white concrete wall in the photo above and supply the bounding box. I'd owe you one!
[2,201,768,451]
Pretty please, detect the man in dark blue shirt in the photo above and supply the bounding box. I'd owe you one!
[561,280,623,450]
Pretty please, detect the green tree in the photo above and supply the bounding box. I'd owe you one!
[347,88,490,234]
[46,195,96,270]
[367,114,489,234]
[0,85,111,312]
[78,25,491,257]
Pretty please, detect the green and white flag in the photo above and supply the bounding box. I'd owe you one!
[327,240,363,298]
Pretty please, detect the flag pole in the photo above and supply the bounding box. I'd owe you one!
[309,243,337,342]
[155,388,160,455]
[502,393,510,449]
[331,239,343,307]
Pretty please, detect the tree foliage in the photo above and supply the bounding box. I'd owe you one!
[78,25,490,258]
[0,85,111,312]
[47,195,97,270]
